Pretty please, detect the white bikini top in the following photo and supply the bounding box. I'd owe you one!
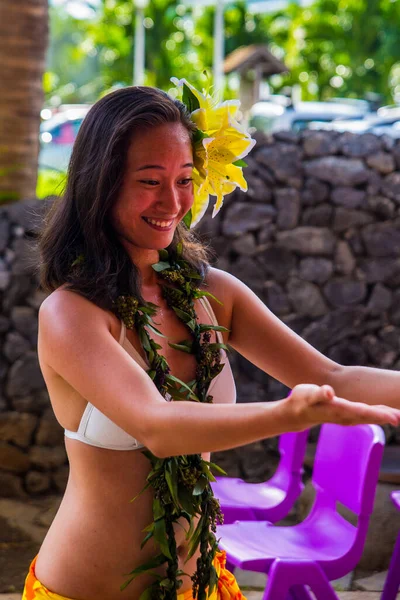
[64,298,236,451]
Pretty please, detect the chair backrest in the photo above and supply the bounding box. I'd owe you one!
[270,430,310,492]
[312,423,385,517]
[278,429,310,474]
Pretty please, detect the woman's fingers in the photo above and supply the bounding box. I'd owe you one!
[287,383,400,429]
[321,384,335,401]
[316,396,400,426]
[290,383,335,406]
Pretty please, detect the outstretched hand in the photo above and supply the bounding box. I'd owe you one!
[284,383,400,431]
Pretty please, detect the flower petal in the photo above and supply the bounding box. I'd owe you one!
[174,78,210,110]
[173,76,256,226]
[191,182,210,227]
[224,163,248,191]
[211,180,236,218]
[205,101,240,132]
[190,108,208,131]
[204,135,254,165]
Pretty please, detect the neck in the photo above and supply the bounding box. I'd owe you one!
[130,247,160,288]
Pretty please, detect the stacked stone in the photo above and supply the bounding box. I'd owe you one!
[0,199,68,498]
[198,129,400,479]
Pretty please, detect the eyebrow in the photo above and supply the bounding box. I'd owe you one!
[135,163,194,171]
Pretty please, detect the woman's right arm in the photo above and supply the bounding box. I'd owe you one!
[39,291,400,458]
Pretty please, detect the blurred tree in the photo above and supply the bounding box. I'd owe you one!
[85,0,272,94]
[0,0,49,202]
[193,2,271,68]
[84,0,213,93]
[45,7,102,105]
[265,0,400,102]
[192,2,272,97]
[43,0,400,107]
[84,0,184,91]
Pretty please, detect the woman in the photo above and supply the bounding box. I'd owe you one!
[23,84,400,600]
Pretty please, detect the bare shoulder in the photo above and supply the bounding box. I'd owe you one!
[202,267,247,331]
[205,266,237,292]
[205,266,251,295]
[205,267,252,304]
[38,288,115,364]
[40,288,112,331]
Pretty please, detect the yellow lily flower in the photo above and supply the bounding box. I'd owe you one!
[171,77,256,228]
[191,182,210,227]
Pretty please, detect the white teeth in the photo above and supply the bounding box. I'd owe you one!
[146,218,173,228]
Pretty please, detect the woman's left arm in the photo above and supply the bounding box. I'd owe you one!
[206,267,400,409]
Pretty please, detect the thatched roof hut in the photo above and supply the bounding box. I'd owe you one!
[224,44,288,117]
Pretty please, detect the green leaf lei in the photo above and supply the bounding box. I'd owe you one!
[114,244,228,600]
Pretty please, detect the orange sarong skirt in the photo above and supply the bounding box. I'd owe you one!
[22,550,247,600]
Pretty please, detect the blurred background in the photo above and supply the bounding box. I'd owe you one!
[31,0,400,198]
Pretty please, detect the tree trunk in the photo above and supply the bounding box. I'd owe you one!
[0,0,48,203]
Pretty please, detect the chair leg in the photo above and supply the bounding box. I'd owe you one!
[262,559,339,600]
[381,532,400,600]
[284,586,314,600]
[290,585,314,600]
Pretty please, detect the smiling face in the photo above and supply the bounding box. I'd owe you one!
[111,122,194,255]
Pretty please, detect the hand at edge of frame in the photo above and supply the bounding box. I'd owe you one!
[283,383,400,431]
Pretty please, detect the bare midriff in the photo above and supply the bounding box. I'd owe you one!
[35,439,206,600]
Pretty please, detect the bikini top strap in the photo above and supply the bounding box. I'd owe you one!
[119,319,126,345]
[199,297,223,344]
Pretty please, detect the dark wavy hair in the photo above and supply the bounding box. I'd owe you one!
[39,86,212,309]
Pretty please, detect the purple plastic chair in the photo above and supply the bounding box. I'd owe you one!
[381,491,400,600]
[212,430,309,524]
[217,423,385,600]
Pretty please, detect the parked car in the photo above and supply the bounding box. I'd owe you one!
[249,100,368,134]
[324,97,371,112]
[319,110,400,139]
[377,104,400,117]
[39,107,91,172]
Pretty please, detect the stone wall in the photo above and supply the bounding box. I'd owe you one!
[0,199,68,498]
[202,129,400,478]
[1,129,400,497]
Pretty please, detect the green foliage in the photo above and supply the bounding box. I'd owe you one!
[264,0,400,102]
[44,0,400,108]
[36,169,66,199]
[45,0,273,102]
[194,2,271,72]
[182,83,200,113]
[45,7,103,103]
